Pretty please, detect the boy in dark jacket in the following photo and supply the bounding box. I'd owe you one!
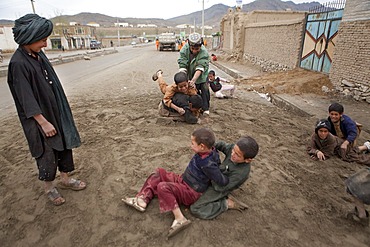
[122,128,228,238]
[327,102,359,150]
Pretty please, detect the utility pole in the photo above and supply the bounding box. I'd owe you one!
[117,18,120,47]
[201,0,205,37]
[30,0,36,14]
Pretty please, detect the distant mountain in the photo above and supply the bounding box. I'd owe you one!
[169,0,321,28]
[0,0,322,27]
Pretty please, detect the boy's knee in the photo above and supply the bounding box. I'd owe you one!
[157,182,171,194]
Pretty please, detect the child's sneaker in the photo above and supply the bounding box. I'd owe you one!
[363,140,370,152]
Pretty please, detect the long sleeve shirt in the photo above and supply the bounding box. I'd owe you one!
[182,148,229,193]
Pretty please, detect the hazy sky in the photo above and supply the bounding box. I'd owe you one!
[0,0,328,20]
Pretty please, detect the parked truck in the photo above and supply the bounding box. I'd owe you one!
[158,33,178,51]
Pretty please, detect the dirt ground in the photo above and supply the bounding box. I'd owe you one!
[0,48,369,247]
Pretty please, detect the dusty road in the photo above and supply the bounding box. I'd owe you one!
[0,45,369,247]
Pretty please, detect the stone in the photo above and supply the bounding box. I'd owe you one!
[342,79,354,87]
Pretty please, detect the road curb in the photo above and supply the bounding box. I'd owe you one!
[210,61,242,79]
[213,60,313,118]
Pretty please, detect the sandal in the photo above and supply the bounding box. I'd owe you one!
[58,178,86,191]
[167,219,192,238]
[152,69,163,81]
[46,187,65,206]
[121,197,146,212]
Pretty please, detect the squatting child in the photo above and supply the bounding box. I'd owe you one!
[207,70,236,99]
[122,127,229,238]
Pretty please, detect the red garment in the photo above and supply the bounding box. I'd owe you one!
[136,168,202,213]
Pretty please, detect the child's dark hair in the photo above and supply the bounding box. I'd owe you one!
[174,71,188,85]
[328,102,344,114]
[192,128,215,149]
[189,95,202,109]
[208,70,215,76]
[236,136,259,159]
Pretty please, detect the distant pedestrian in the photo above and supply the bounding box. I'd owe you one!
[110,40,113,47]
[155,38,159,50]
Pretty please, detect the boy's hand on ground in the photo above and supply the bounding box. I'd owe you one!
[316,151,325,161]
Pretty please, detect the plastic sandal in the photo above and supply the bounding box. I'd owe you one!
[121,197,146,212]
[46,187,65,206]
[167,219,192,238]
[58,178,86,191]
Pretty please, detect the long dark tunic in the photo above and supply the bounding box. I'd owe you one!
[7,47,80,158]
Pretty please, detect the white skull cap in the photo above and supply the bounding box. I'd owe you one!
[188,33,202,46]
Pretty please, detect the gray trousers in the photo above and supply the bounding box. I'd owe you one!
[190,186,229,220]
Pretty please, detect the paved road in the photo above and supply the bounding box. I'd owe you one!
[0,45,141,117]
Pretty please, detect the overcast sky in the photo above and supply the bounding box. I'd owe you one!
[1,0,328,21]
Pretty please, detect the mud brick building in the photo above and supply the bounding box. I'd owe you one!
[220,0,370,103]
[329,0,370,103]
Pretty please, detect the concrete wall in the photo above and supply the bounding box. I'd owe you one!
[329,0,370,103]
[0,26,18,52]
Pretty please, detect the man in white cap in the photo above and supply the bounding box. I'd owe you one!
[178,32,211,116]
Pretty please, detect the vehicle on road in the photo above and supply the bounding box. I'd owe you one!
[90,40,102,49]
[158,33,178,51]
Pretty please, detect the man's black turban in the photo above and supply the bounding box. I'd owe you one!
[13,13,53,45]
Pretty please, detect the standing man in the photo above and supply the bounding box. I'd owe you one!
[7,14,86,206]
[178,33,210,116]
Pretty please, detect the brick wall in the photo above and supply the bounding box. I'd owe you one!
[342,0,370,21]
[329,20,370,102]
[329,0,370,103]
[243,21,304,72]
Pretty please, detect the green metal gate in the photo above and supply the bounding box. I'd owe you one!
[300,1,345,73]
